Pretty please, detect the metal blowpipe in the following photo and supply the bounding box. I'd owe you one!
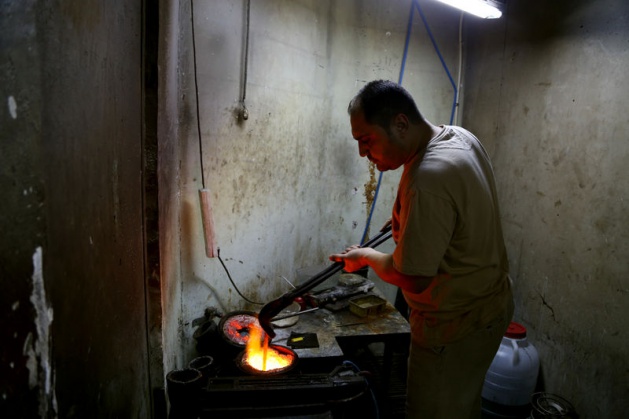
[257,225,393,338]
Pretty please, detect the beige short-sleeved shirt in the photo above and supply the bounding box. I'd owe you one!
[392,126,512,347]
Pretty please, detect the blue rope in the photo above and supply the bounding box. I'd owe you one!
[399,0,417,86]
[360,0,415,245]
[360,0,460,243]
[413,0,458,124]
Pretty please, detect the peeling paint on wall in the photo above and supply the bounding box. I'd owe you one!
[8,95,18,119]
[24,247,56,417]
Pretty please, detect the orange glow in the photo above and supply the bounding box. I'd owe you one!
[223,314,258,346]
[243,324,293,372]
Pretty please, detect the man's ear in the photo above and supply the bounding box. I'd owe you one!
[394,113,409,133]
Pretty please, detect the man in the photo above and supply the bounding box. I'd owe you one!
[329,80,514,418]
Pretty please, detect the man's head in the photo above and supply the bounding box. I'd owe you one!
[348,80,423,133]
[347,80,425,171]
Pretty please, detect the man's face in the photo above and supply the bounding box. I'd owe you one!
[350,110,406,172]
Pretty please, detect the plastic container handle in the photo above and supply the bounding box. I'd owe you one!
[510,339,520,366]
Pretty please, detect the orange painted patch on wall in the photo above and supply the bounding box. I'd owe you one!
[199,189,217,258]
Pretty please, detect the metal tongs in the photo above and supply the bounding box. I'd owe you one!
[258,224,393,338]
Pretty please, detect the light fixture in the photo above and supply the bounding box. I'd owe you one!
[434,0,505,19]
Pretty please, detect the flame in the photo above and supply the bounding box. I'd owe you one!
[244,324,293,372]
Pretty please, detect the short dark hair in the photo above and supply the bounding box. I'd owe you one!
[348,80,423,130]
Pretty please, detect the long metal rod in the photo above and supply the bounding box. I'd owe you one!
[258,225,393,337]
[280,225,392,301]
[271,307,320,321]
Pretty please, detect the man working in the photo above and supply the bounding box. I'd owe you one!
[329,80,514,418]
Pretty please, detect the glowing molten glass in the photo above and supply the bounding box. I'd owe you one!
[243,324,293,372]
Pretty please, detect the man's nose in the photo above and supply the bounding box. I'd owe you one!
[358,143,368,157]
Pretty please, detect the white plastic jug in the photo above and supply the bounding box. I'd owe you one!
[482,322,540,409]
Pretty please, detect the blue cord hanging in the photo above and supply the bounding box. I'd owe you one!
[360,0,459,244]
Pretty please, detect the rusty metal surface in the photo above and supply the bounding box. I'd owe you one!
[269,287,410,358]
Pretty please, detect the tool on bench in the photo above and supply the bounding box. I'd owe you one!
[257,225,392,338]
[305,279,375,311]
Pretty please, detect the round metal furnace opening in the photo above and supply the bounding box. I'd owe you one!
[236,344,298,376]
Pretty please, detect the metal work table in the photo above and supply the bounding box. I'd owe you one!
[269,287,410,359]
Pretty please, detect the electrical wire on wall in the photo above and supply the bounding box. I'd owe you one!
[239,0,251,121]
[190,0,262,305]
[190,0,218,260]
[217,248,263,305]
[360,0,463,244]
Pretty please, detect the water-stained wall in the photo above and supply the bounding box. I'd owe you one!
[165,0,461,365]
[3,0,626,417]
[463,0,629,417]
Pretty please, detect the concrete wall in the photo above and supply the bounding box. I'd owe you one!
[165,0,461,366]
[158,0,186,383]
[463,0,629,417]
[4,0,624,417]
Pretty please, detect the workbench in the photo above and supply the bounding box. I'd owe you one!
[179,286,411,418]
[269,286,410,360]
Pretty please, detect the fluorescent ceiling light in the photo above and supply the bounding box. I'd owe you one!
[434,0,504,19]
